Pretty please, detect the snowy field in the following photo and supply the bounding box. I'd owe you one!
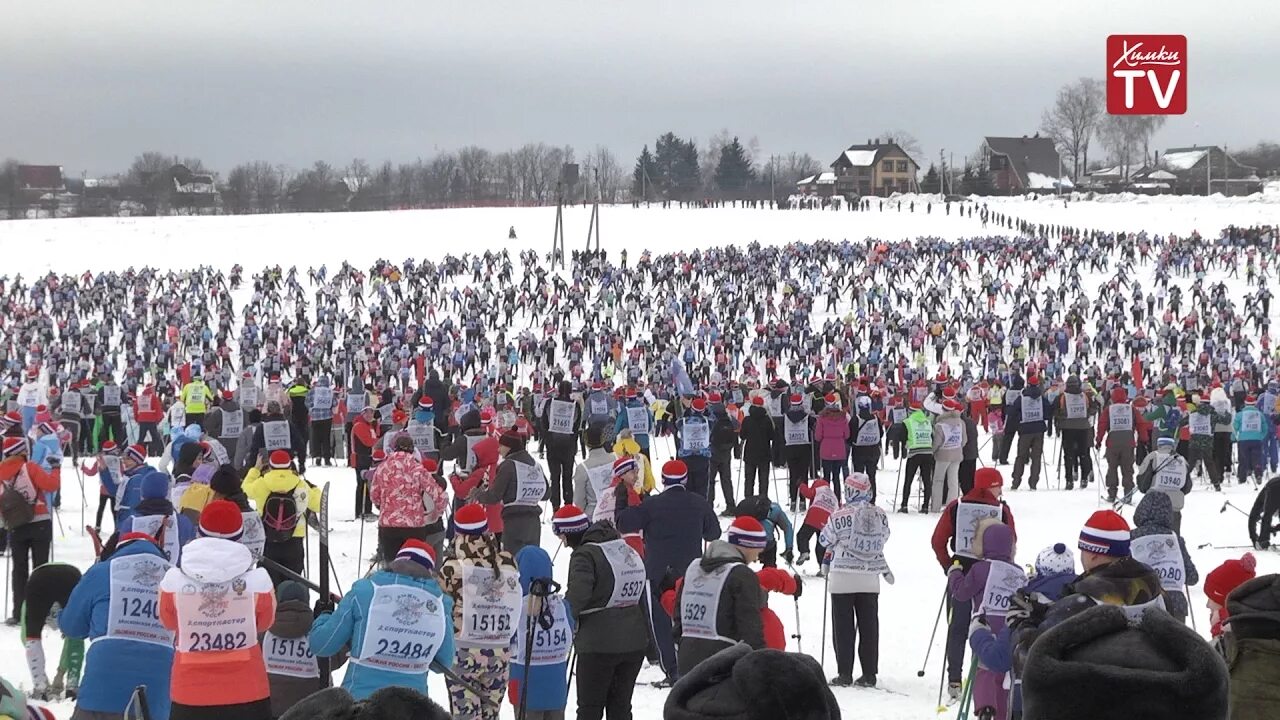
[1,194,1278,719]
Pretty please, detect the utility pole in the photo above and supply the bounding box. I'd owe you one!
[939,149,945,195]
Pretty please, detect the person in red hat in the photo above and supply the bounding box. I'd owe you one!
[930,467,1016,701]
[1096,386,1139,503]
[244,449,321,586]
[132,382,167,455]
[740,395,777,499]
[1204,553,1256,637]
[160,500,277,719]
[1,436,60,626]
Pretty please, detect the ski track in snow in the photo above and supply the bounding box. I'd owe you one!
[3,195,1278,719]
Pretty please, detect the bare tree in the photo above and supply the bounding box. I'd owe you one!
[583,145,624,202]
[1040,78,1105,180]
[1098,115,1163,181]
[456,146,493,202]
[880,130,923,164]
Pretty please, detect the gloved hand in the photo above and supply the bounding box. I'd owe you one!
[792,573,804,599]
[948,559,964,575]
[882,569,895,585]
[314,597,337,618]
[968,614,989,637]
[1007,588,1051,629]
[780,549,794,564]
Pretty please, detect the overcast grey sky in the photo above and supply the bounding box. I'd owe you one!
[2,1,1274,176]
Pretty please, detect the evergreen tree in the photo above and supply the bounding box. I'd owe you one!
[714,137,756,192]
[653,132,701,200]
[632,145,657,200]
[921,164,941,193]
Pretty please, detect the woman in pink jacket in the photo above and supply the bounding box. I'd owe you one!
[371,434,449,563]
[813,394,851,488]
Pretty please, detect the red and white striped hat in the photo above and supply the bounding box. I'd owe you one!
[454,503,488,535]
[727,516,769,549]
[661,460,688,486]
[396,538,437,571]
[1079,510,1131,557]
[2,437,26,457]
[269,450,292,469]
[552,504,590,535]
[613,456,637,478]
[126,444,147,464]
[198,500,244,541]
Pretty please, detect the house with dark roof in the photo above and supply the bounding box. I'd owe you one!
[828,139,918,197]
[981,135,1071,194]
[1157,146,1261,196]
[15,165,65,201]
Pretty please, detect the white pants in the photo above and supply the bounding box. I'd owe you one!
[931,459,960,512]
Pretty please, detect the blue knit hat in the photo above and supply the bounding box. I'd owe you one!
[141,472,171,500]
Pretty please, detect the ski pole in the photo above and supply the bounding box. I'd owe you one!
[934,601,953,713]
[917,588,948,677]
[1186,583,1199,632]
[791,594,803,652]
[1221,500,1249,517]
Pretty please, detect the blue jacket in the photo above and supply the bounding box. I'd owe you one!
[617,485,721,578]
[31,434,63,470]
[116,465,167,526]
[1233,406,1271,442]
[510,546,573,712]
[310,568,456,701]
[614,401,652,450]
[59,540,174,720]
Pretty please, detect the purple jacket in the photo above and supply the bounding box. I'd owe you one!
[948,522,1017,632]
[813,409,850,461]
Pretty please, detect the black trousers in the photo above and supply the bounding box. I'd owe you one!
[683,455,711,501]
[185,412,206,430]
[958,458,977,495]
[575,651,645,720]
[378,525,428,564]
[354,466,373,516]
[850,447,880,502]
[946,596,973,684]
[831,592,879,679]
[137,422,165,455]
[796,525,825,560]
[310,418,334,462]
[786,454,811,502]
[547,448,576,509]
[96,414,126,449]
[262,537,304,587]
[709,454,734,508]
[742,460,770,497]
[170,698,271,720]
[900,454,934,510]
[1061,428,1093,484]
[10,520,52,622]
[95,493,116,532]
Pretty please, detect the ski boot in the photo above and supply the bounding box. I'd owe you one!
[854,674,876,688]
[977,707,996,720]
[796,552,811,566]
[947,682,963,704]
[829,675,853,687]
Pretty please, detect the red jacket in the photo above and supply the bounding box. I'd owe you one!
[450,437,503,533]
[0,457,59,521]
[133,388,164,423]
[348,416,380,466]
[930,488,1016,571]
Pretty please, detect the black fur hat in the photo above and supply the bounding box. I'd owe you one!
[279,686,451,720]
[664,643,839,720]
[1022,605,1228,720]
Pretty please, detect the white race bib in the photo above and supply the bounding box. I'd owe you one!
[408,423,437,453]
[513,595,572,666]
[1130,533,1187,593]
[1242,412,1262,433]
[549,400,576,435]
[354,584,447,674]
[891,407,907,424]
[107,554,173,647]
[175,578,259,658]
[855,418,880,446]
[264,632,319,679]
[61,392,82,416]
[586,463,615,511]
[597,540,646,610]
[346,392,367,414]
[681,561,733,642]
[220,410,243,438]
[103,386,122,406]
[263,420,291,451]
[783,416,809,446]
[1064,393,1087,420]
[682,419,710,452]
[511,462,546,507]
[1153,457,1187,491]
[626,406,650,435]
[828,507,889,574]
[241,512,266,561]
[812,484,837,514]
[129,513,181,564]
[311,387,333,409]
[954,502,1003,559]
[977,560,1027,618]
[138,394,155,415]
[940,422,963,450]
[459,564,522,647]
[18,386,40,408]
[1020,396,1044,424]
[589,396,609,417]
[240,386,260,409]
[1189,412,1211,436]
[1108,404,1133,432]
[766,396,782,418]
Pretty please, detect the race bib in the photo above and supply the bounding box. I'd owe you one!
[891,407,907,424]
[597,540,646,610]
[812,484,837,514]
[855,419,880,446]
[107,554,173,647]
[263,420,291,451]
[1064,393,1087,420]
[174,577,259,660]
[1020,396,1044,424]
[626,406,650,435]
[138,394,155,415]
[241,512,266,561]
[511,462,546,507]
[1153,459,1187,491]
[18,386,40,408]
[408,423,437,453]
[1108,404,1133,432]
[459,564,522,647]
[1130,533,1187,593]
[346,392,367,414]
[240,386,260,409]
[828,508,889,574]
[954,502,1003,558]
[1189,412,1211,436]
[129,513,181,564]
[783,417,809,446]
[978,560,1027,618]
[311,387,333,410]
[354,584,447,674]
[766,396,782,418]
[103,386,122,406]
[1242,413,1262,433]
[549,400,576,435]
[682,419,710,452]
[513,595,572,666]
[940,422,963,450]
[264,632,319,679]
[586,463,615,511]
[220,410,243,438]
[378,404,394,423]
[589,396,609,417]
[681,561,732,641]
[61,392,82,416]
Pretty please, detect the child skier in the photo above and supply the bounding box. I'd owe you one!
[1130,491,1198,624]
[508,545,572,720]
[795,476,838,569]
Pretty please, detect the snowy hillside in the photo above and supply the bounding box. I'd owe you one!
[1,197,1277,720]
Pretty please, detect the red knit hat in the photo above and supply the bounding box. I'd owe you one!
[126,444,147,464]
[396,538,437,571]
[1205,553,1257,605]
[690,397,707,412]
[418,396,433,409]
[454,503,488,535]
[727,516,768,549]
[101,440,118,453]
[974,467,1004,490]
[269,450,292,469]
[422,457,439,473]
[1,437,25,457]
[371,448,386,463]
[661,459,688,486]
[1079,510,1131,557]
[552,504,590,535]
[751,396,764,407]
[198,500,244,541]
[789,393,803,404]
[613,456,638,478]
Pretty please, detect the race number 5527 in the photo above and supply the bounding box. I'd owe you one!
[1107,35,1186,115]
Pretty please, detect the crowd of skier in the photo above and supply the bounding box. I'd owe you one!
[0,218,1277,719]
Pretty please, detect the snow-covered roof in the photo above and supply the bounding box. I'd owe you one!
[815,171,836,185]
[1161,149,1207,171]
[1026,172,1074,190]
[1088,166,1122,178]
[842,150,878,167]
[796,175,816,186]
[1131,182,1171,190]
[1145,169,1177,180]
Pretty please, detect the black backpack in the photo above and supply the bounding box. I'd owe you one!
[262,488,300,543]
[735,495,772,522]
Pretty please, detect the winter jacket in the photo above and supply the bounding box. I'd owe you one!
[612,434,655,493]
[820,499,889,595]
[159,537,276,708]
[310,560,454,701]
[813,408,850,461]
[780,408,812,463]
[249,413,308,469]
[564,523,649,655]
[797,479,837,531]
[1135,448,1192,511]
[349,415,380,468]
[571,447,617,518]
[243,467,322,540]
[672,541,765,671]
[948,520,1022,633]
[265,596,347,718]
[448,434,503,533]
[1005,385,1050,436]
[738,406,775,464]
[614,400,653,450]
[617,485,721,580]
[1131,492,1199,619]
[0,455,59,523]
[931,410,967,462]
[508,546,573,712]
[1234,405,1272,442]
[437,532,519,647]
[931,488,1017,572]
[60,538,175,720]
[1053,386,1099,431]
[1223,575,1280,718]
[126,496,197,565]
[478,449,545,526]
[114,463,166,526]
[372,451,447,529]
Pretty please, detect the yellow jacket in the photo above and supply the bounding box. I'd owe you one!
[243,467,322,538]
[178,483,216,521]
[181,380,213,414]
[612,435,656,494]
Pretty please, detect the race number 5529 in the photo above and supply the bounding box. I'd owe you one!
[1107,35,1186,115]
